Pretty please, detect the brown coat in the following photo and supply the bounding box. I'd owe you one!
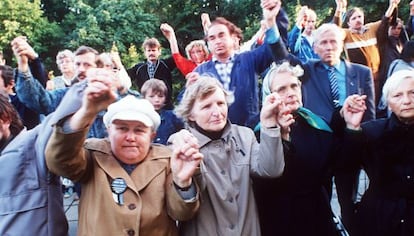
[46,127,199,236]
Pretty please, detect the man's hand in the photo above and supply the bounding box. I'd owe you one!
[296,6,308,28]
[11,36,30,72]
[11,36,38,60]
[84,68,118,112]
[68,68,118,130]
[201,13,211,35]
[261,0,281,28]
[170,130,203,188]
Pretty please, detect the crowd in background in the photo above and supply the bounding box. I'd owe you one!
[1,0,414,235]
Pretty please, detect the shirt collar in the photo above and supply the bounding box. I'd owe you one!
[322,60,342,71]
[350,25,368,34]
[212,54,236,63]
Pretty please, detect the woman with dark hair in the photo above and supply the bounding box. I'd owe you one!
[388,40,414,77]
[0,95,24,150]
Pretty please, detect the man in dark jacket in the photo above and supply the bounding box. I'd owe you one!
[127,38,176,109]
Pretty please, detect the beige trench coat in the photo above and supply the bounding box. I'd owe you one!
[46,126,199,236]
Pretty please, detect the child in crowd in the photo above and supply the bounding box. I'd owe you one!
[141,79,184,144]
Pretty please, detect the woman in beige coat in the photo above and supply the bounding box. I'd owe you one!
[45,68,203,236]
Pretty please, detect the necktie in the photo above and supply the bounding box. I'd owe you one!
[328,66,340,108]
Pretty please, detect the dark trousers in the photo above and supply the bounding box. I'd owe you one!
[335,169,361,235]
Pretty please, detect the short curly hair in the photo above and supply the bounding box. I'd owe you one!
[175,75,234,126]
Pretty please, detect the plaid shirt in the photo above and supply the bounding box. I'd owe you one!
[147,61,158,79]
[213,55,235,90]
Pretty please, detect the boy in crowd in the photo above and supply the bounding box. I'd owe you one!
[141,79,184,144]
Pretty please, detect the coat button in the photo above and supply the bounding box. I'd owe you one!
[128,203,136,210]
[220,170,225,175]
[127,229,135,235]
[229,197,233,203]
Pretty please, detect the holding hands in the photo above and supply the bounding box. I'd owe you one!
[342,94,367,130]
[169,130,204,189]
[261,0,282,28]
[260,92,284,128]
[275,103,295,140]
[11,36,38,72]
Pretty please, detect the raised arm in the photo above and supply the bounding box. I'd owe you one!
[201,13,211,36]
[45,69,117,179]
[254,91,285,177]
[110,51,132,92]
[11,36,65,114]
[385,0,400,18]
[333,0,347,26]
[160,23,180,54]
[288,6,307,53]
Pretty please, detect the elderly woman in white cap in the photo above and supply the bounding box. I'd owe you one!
[343,69,414,236]
[45,68,203,236]
[168,75,285,236]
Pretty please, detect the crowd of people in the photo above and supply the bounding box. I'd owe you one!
[1,0,414,235]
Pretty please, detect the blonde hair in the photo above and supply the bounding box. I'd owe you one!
[185,40,209,60]
[175,75,234,125]
[96,53,114,68]
[142,38,161,50]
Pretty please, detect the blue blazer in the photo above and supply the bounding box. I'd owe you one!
[301,59,376,123]
[270,41,375,123]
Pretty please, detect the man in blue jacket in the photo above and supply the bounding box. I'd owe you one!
[0,93,68,236]
[194,0,288,129]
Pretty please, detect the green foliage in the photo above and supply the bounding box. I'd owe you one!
[40,0,71,22]
[61,0,158,59]
[123,44,140,68]
[0,0,61,67]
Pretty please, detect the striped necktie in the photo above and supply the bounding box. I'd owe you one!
[328,66,340,108]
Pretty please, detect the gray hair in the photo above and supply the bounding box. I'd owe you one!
[56,49,74,65]
[262,62,304,102]
[175,75,234,125]
[313,23,345,45]
[382,70,414,106]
